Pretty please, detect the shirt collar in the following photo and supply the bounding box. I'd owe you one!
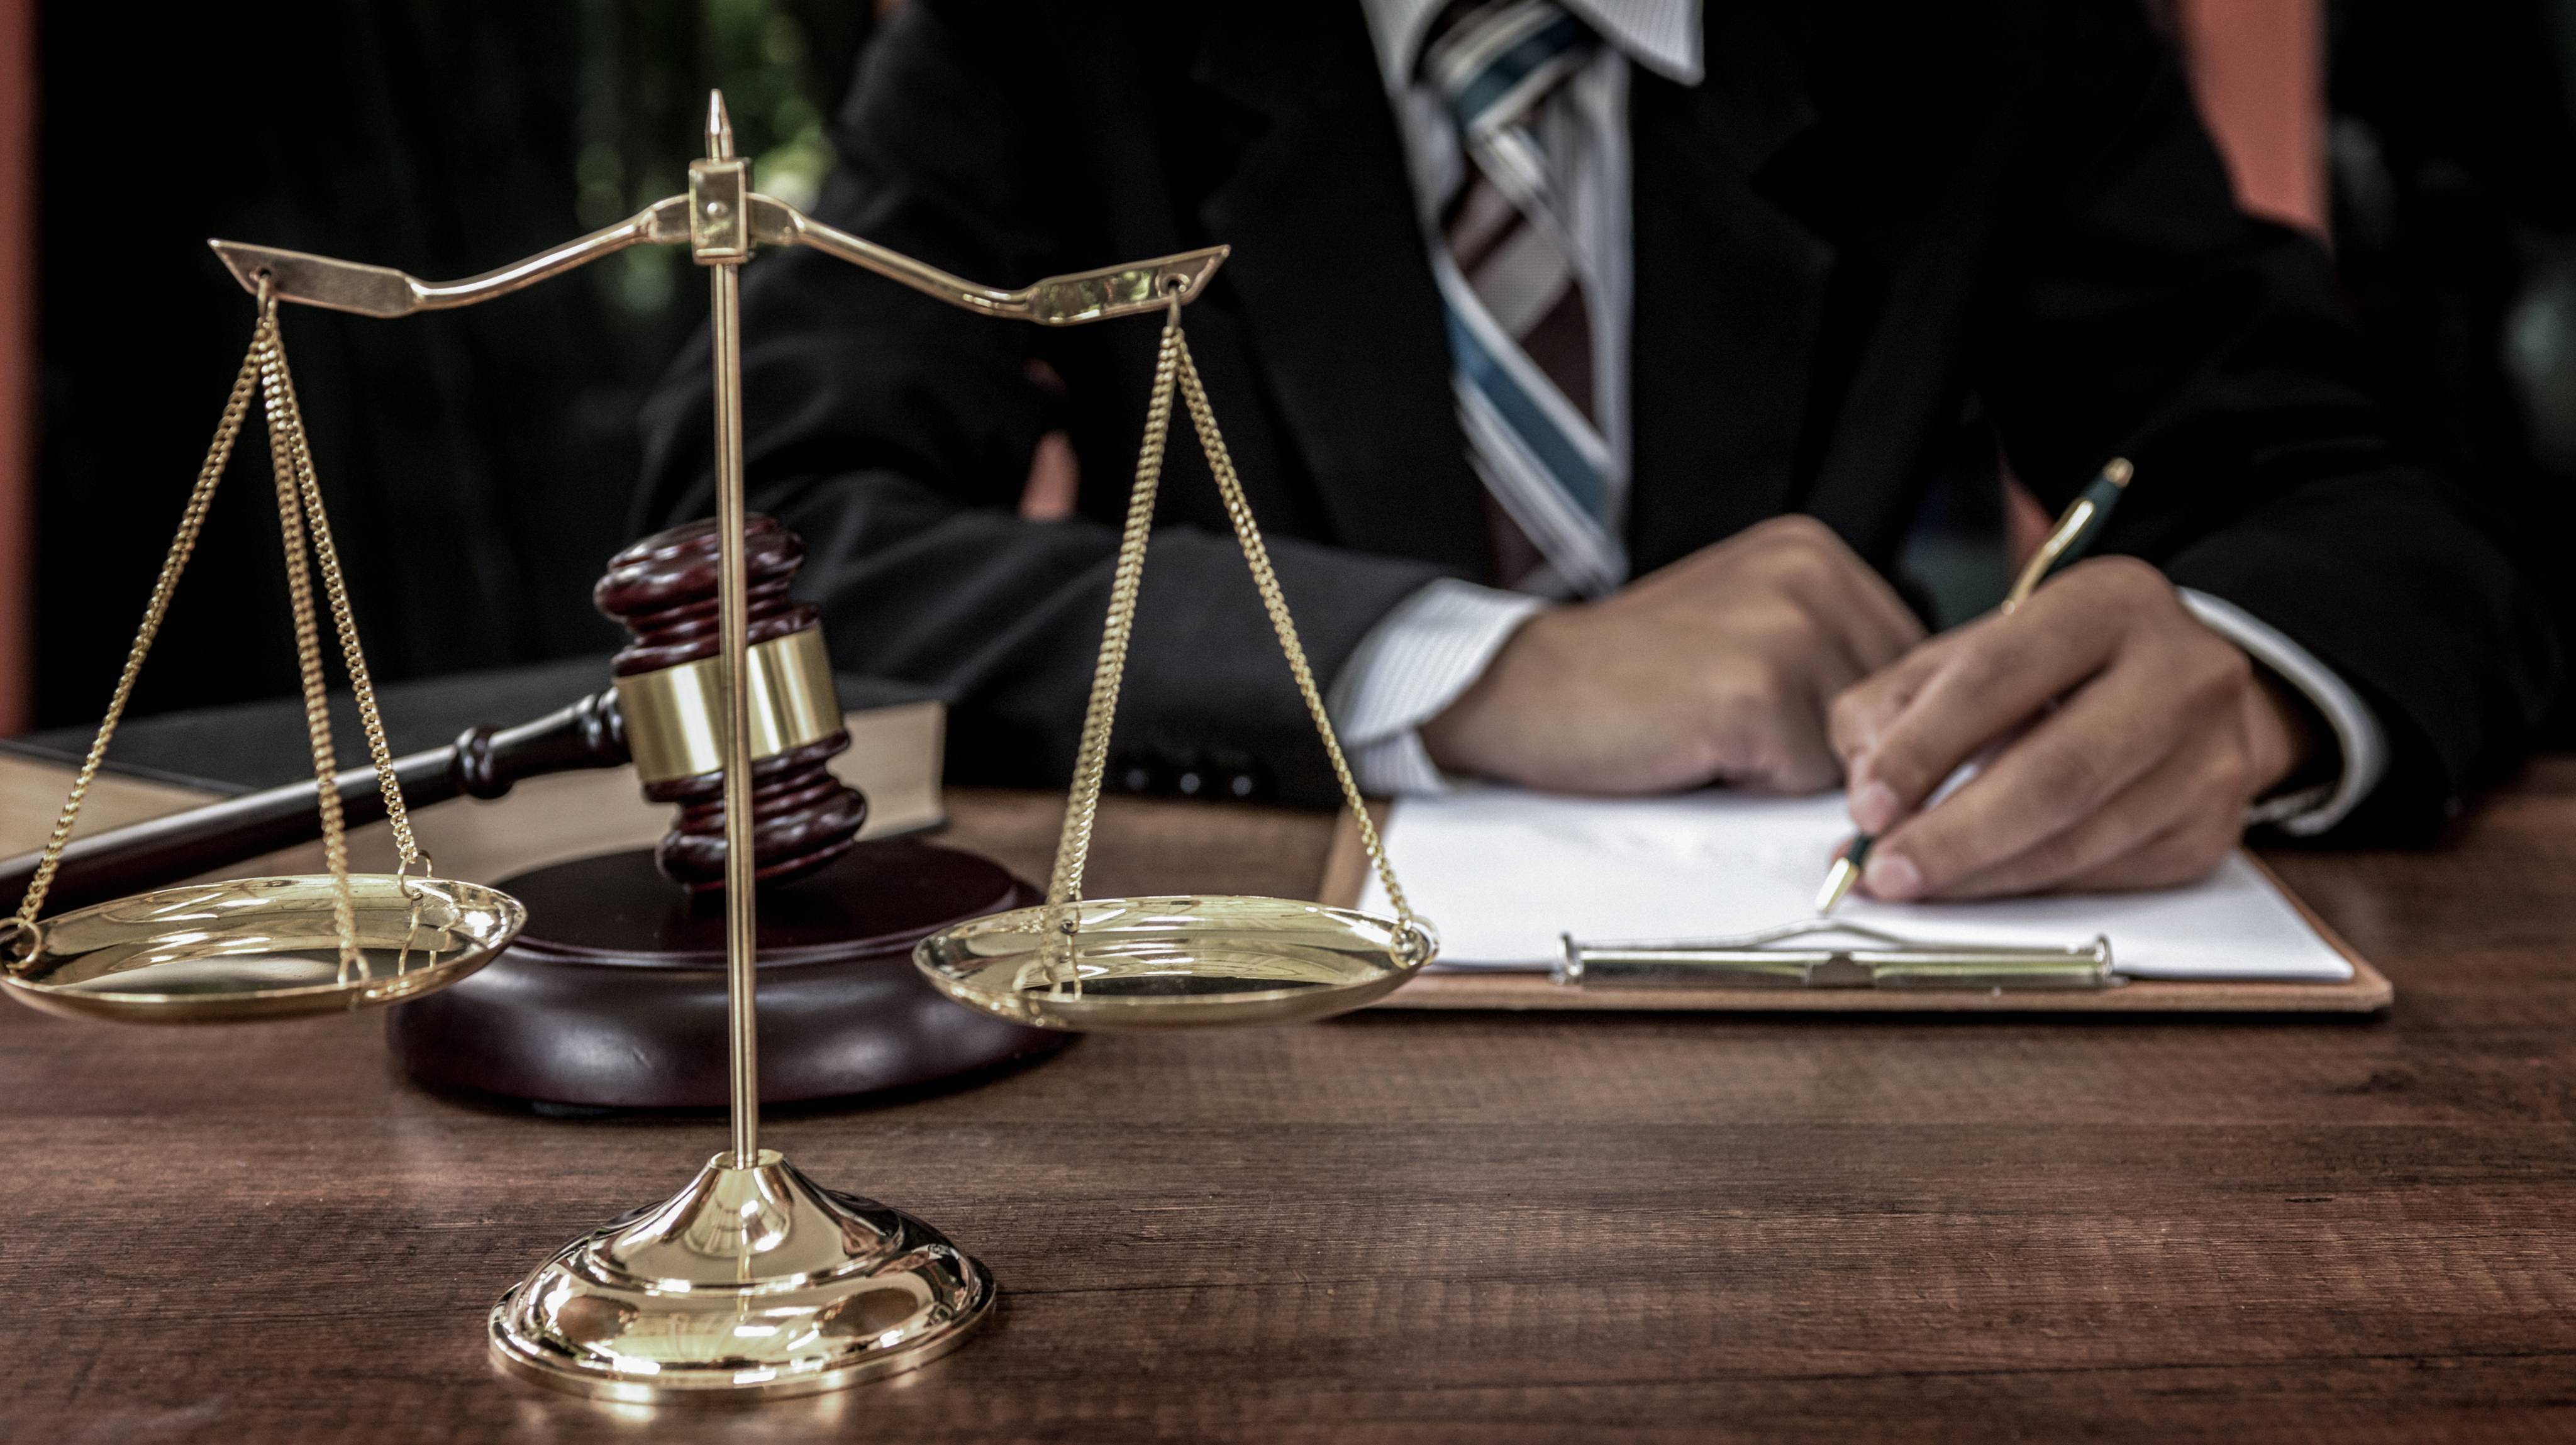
[1360,0,1704,91]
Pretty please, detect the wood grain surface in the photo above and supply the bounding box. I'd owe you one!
[4,765,2575,1442]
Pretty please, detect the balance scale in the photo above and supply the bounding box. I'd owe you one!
[0,90,1436,1402]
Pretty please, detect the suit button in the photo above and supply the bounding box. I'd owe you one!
[1112,749,1159,793]
[1203,750,1272,803]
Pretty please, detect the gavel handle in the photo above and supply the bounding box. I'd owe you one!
[0,692,630,918]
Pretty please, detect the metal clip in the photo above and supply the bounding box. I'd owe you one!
[1557,920,2117,991]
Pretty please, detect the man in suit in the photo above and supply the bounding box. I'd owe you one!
[639,0,2557,901]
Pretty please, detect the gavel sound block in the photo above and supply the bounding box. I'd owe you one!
[387,516,1057,1107]
[0,518,1062,1106]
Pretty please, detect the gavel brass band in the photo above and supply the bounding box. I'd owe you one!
[614,628,843,783]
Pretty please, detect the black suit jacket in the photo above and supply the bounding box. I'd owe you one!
[638,0,2557,838]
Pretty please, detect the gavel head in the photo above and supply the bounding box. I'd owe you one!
[593,515,868,892]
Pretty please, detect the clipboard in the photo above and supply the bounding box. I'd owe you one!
[1318,804,2392,1014]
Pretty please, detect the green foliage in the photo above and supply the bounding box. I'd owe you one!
[569,0,870,318]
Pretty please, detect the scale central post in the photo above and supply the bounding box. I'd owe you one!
[488,91,1004,1402]
[692,94,762,1169]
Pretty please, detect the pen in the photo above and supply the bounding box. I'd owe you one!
[1814,457,2134,914]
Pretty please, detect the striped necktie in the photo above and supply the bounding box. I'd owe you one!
[1423,0,1623,595]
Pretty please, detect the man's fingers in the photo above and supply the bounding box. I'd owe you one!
[1707,608,1868,794]
[1738,514,1925,678]
[1860,632,2229,897]
[1789,528,1927,674]
[1830,634,1957,767]
[1819,562,1926,675]
[1726,707,1848,794]
[1844,559,2193,834]
[1861,606,2255,898]
[1861,689,2161,899]
[1844,617,2115,834]
[1914,729,2238,899]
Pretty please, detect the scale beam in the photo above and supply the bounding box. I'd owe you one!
[209,198,692,318]
[211,194,1226,326]
[761,199,1226,324]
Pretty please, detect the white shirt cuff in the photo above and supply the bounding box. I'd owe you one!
[1328,579,1551,795]
[2178,588,2388,836]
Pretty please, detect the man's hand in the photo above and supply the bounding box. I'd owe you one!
[1422,516,1925,793]
[1828,556,2317,900]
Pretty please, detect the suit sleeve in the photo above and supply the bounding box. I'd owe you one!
[1972,3,2559,840]
[632,1,1441,802]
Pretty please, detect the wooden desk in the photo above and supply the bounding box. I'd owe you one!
[5,762,2576,1441]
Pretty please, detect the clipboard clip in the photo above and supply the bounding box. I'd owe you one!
[1557,920,2118,992]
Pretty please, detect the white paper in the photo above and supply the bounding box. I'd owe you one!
[1355,787,2351,982]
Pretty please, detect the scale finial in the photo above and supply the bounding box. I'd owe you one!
[706,89,734,161]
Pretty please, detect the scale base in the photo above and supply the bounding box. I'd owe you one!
[489,1149,993,1402]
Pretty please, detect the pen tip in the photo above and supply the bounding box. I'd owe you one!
[1815,856,1861,916]
[2102,457,2133,488]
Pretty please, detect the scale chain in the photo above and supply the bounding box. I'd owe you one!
[257,303,364,978]
[1041,299,1423,955]
[5,287,422,976]
[1043,309,1182,916]
[2,321,267,953]
[1171,335,1418,943]
[260,326,426,875]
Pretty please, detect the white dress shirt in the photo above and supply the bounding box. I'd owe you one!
[1328,0,2385,836]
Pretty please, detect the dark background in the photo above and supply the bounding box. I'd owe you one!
[31,0,874,726]
[2326,0,2576,745]
[30,1,2576,737]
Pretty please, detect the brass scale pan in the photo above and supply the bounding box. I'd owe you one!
[4,862,1424,1034]
[2,875,525,1025]
[7,211,1433,1034]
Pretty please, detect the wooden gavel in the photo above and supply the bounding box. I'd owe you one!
[0,515,870,916]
